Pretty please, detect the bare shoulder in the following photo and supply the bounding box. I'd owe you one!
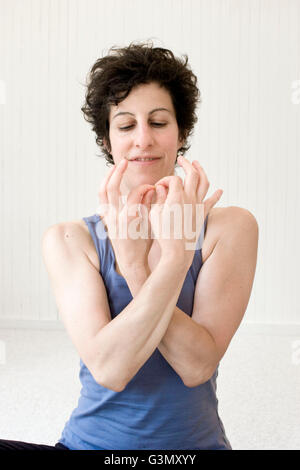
[42,219,100,271]
[202,206,258,263]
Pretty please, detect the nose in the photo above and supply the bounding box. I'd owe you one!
[133,122,155,150]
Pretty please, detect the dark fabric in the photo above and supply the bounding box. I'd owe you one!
[0,439,69,450]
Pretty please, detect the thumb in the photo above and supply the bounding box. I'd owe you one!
[141,188,155,215]
[155,184,168,204]
[127,184,155,206]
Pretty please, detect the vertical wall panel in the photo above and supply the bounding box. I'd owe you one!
[0,0,299,324]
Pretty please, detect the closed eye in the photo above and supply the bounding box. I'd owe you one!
[119,123,167,131]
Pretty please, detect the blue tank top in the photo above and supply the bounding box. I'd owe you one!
[59,213,231,450]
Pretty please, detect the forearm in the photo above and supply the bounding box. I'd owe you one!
[158,306,218,386]
[123,264,151,296]
[94,259,188,391]
[124,268,218,387]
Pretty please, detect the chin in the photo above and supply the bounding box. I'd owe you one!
[132,174,158,186]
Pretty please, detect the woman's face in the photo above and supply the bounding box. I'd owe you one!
[107,82,184,195]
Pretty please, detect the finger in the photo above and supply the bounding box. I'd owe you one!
[203,189,223,214]
[162,176,184,204]
[106,158,128,207]
[140,188,155,220]
[142,188,155,207]
[191,161,210,202]
[155,184,168,204]
[155,175,183,192]
[98,165,116,206]
[177,155,199,198]
[127,184,156,206]
[155,175,180,186]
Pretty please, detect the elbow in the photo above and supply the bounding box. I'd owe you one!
[183,365,216,388]
[184,377,207,388]
[95,372,126,393]
[89,355,128,392]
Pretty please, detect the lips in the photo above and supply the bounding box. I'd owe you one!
[128,156,161,161]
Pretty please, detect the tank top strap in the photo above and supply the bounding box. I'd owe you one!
[82,212,208,279]
[195,213,208,250]
[82,214,112,278]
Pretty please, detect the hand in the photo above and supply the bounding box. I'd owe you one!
[98,159,156,275]
[150,155,223,268]
[181,155,223,219]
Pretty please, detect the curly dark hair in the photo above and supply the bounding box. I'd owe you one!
[81,40,201,166]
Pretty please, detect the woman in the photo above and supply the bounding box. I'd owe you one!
[0,42,258,450]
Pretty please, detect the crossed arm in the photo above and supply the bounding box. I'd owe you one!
[43,206,258,391]
[122,207,259,388]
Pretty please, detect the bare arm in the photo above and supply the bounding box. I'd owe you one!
[123,266,216,387]
[123,207,259,387]
[42,223,189,392]
[94,257,188,390]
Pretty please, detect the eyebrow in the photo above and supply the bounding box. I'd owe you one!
[112,107,172,120]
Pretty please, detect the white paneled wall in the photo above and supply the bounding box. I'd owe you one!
[0,0,299,325]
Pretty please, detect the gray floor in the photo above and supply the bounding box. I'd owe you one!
[0,325,299,450]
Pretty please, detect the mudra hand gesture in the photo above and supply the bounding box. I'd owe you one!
[149,155,223,269]
[98,155,223,275]
[98,158,155,276]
